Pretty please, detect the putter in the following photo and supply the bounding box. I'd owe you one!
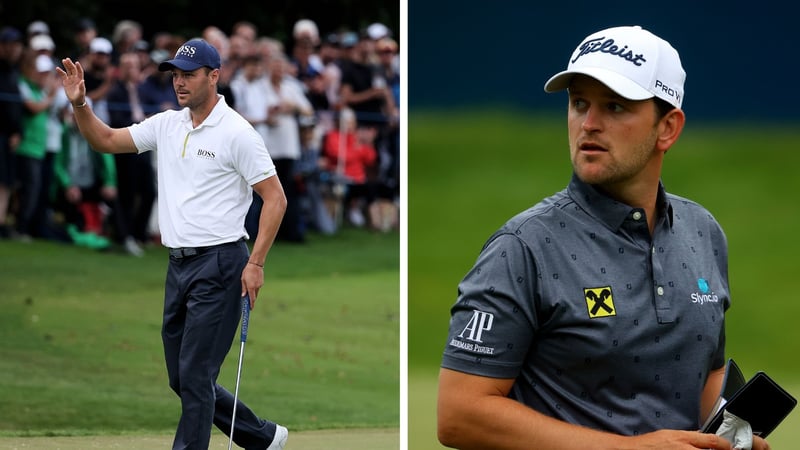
[229,294,251,450]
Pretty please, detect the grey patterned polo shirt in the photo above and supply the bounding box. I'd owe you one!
[441,174,729,435]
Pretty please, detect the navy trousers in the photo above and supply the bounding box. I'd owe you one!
[163,239,279,450]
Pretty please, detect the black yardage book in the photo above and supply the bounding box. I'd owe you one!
[701,359,797,438]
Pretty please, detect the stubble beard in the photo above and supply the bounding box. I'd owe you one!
[572,130,660,187]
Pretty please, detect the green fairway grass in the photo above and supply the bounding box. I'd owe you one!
[0,428,399,449]
[408,110,800,448]
[0,228,399,437]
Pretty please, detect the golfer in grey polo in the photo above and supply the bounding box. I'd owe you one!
[437,25,760,450]
[442,174,728,434]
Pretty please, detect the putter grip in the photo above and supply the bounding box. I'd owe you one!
[241,294,250,343]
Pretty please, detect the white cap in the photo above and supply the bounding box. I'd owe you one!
[27,20,50,36]
[35,54,54,72]
[89,37,113,54]
[30,34,55,51]
[367,23,390,40]
[544,26,685,108]
[293,19,319,44]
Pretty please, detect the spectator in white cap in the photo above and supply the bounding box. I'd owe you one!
[290,19,324,85]
[28,34,57,90]
[83,36,116,125]
[438,25,769,450]
[13,50,58,241]
[363,23,392,67]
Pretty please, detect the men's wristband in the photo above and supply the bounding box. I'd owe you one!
[74,100,87,108]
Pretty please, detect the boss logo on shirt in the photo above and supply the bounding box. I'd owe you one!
[584,286,616,318]
[196,148,216,160]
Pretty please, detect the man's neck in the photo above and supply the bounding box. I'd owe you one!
[190,94,220,128]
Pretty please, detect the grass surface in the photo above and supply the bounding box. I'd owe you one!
[0,228,399,437]
[0,428,399,449]
[408,110,800,448]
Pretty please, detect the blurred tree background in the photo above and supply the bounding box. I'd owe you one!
[1,0,400,56]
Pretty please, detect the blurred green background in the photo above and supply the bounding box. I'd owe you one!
[407,110,800,449]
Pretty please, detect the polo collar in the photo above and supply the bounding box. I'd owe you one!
[181,94,228,129]
[567,173,674,232]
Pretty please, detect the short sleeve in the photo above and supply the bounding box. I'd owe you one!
[128,114,159,154]
[231,127,276,185]
[441,233,539,379]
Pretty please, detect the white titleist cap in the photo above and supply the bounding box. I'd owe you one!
[544,26,685,108]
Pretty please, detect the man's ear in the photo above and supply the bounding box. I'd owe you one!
[209,68,220,84]
[656,108,686,152]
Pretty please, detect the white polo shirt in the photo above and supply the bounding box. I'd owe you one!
[128,95,276,248]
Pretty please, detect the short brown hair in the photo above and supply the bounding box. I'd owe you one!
[654,97,675,121]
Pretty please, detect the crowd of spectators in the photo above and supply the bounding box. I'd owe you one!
[0,16,400,254]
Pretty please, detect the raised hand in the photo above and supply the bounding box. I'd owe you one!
[55,58,87,107]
